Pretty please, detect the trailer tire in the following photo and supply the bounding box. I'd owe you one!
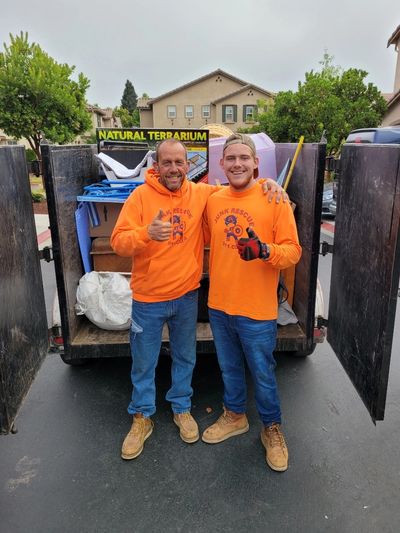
[60,354,90,366]
[288,344,316,357]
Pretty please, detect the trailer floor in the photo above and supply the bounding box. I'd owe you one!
[1,339,400,533]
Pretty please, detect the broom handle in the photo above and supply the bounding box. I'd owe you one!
[283,136,304,191]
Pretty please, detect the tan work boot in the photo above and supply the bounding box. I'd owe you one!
[173,412,199,443]
[202,408,249,444]
[261,423,288,472]
[121,413,154,460]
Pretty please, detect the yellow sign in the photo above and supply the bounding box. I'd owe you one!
[96,128,208,144]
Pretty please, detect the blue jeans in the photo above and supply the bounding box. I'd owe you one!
[128,290,198,417]
[209,308,281,426]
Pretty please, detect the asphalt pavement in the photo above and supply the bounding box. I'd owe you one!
[1,221,399,533]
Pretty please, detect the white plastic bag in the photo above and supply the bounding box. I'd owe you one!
[75,272,131,330]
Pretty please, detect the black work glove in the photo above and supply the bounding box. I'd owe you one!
[237,228,270,261]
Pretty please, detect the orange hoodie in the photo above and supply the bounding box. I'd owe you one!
[110,168,217,302]
[204,182,302,320]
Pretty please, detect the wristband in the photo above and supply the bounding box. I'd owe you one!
[260,242,270,260]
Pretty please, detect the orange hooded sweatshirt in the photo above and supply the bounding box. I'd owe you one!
[110,168,217,302]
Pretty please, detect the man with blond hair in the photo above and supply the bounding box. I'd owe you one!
[202,133,302,472]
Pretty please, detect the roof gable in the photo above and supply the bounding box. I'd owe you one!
[211,84,275,104]
[387,24,400,47]
[387,89,400,108]
[149,69,262,104]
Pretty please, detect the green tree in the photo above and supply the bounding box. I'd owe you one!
[0,32,91,162]
[115,80,141,127]
[114,106,140,127]
[132,108,140,126]
[121,80,137,113]
[318,49,342,78]
[255,54,387,154]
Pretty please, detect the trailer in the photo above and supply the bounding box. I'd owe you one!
[1,139,400,434]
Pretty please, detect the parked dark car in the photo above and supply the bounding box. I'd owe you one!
[345,126,400,144]
[329,198,336,217]
[322,182,336,218]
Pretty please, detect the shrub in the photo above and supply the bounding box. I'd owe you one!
[32,192,44,203]
[26,148,36,162]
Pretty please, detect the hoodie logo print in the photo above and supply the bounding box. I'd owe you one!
[171,214,186,241]
[224,214,244,242]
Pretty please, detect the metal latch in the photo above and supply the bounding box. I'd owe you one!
[320,241,334,256]
[317,316,329,328]
[39,246,53,262]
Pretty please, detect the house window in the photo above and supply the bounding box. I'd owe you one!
[225,106,234,122]
[167,105,177,119]
[96,114,102,127]
[244,105,256,122]
[202,105,210,119]
[222,105,237,123]
[185,105,194,119]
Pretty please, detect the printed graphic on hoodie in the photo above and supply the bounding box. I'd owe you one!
[224,215,244,243]
[172,214,185,241]
[165,207,194,245]
[215,208,256,250]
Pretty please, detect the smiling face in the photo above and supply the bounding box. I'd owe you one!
[153,140,189,192]
[220,143,259,191]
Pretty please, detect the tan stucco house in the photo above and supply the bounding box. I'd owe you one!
[382,24,400,126]
[138,69,275,131]
[0,128,30,148]
[81,105,121,140]
[0,129,15,145]
[1,105,122,147]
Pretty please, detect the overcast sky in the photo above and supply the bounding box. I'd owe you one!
[1,1,399,108]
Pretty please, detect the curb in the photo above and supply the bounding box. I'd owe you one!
[321,221,335,239]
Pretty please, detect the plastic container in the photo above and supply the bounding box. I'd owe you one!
[207,132,277,185]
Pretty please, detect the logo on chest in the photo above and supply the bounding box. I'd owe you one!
[224,214,244,242]
[164,208,194,245]
[171,214,186,241]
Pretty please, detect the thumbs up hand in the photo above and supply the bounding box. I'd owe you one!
[237,227,270,261]
[148,209,172,241]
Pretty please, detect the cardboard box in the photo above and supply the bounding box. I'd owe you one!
[90,237,132,273]
[89,202,123,238]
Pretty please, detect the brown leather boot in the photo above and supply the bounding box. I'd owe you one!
[121,413,154,460]
[261,423,288,472]
[173,412,199,443]
[202,408,249,444]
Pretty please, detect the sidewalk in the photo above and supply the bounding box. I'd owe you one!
[35,214,52,249]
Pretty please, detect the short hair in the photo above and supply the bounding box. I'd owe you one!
[154,139,187,162]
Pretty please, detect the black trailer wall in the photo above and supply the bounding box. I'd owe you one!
[0,146,48,433]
